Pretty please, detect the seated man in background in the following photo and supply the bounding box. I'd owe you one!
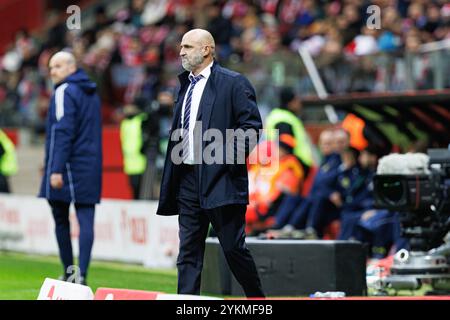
[245,135,304,235]
[269,127,349,239]
[334,146,377,240]
[269,129,340,231]
[355,209,409,260]
[353,147,410,259]
[300,146,362,239]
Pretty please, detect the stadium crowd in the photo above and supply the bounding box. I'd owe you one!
[1,0,449,131]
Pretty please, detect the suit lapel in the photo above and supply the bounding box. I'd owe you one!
[172,73,189,130]
[198,74,216,133]
[172,93,185,130]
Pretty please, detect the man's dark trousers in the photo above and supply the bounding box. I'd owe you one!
[177,164,264,297]
[49,200,95,279]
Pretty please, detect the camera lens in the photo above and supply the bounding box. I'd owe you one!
[375,176,406,206]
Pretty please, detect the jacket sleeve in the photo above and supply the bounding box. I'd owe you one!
[229,75,263,163]
[50,85,77,174]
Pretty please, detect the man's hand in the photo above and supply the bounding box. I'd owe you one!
[329,191,343,207]
[361,210,376,221]
[50,173,64,189]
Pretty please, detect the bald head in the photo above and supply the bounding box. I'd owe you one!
[180,29,215,74]
[49,51,77,85]
[184,29,216,48]
[333,128,350,153]
[319,129,334,156]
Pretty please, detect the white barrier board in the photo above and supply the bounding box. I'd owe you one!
[37,278,94,300]
[0,194,179,268]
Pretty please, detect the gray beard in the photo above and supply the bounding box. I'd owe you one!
[182,54,204,72]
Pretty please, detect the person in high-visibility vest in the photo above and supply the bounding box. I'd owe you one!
[120,104,148,199]
[246,134,304,235]
[265,86,315,177]
[0,129,18,193]
[341,113,368,151]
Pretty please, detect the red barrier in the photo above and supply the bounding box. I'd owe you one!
[2,128,18,146]
[101,126,133,199]
[94,288,162,300]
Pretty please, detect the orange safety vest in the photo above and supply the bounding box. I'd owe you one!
[342,113,368,151]
[248,154,304,214]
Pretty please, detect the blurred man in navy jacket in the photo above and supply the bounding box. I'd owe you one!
[39,51,102,286]
[157,29,264,297]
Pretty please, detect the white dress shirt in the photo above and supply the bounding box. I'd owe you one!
[180,61,213,164]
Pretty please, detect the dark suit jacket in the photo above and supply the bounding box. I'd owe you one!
[156,61,262,215]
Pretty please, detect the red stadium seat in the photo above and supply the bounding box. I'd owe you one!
[101,126,134,199]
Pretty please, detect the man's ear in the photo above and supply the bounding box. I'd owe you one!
[70,64,77,73]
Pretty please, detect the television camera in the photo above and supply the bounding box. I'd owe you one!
[373,148,450,294]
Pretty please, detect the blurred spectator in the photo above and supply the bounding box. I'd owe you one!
[341,113,369,151]
[92,5,113,34]
[120,103,148,199]
[246,135,304,235]
[353,146,408,259]
[206,1,233,62]
[345,26,379,56]
[141,0,168,26]
[267,128,347,239]
[356,208,408,259]
[338,4,363,46]
[265,86,315,177]
[45,10,67,50]
[1,0,449,131]
[334,146,376,240]
[127,0,148,28]
[0,129,18,193]
[332,127,351,154]
[150,88,175,155]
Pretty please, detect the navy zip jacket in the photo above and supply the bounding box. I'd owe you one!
[38,69,102,204]
[156,62,262,215]
[309,152,341,198]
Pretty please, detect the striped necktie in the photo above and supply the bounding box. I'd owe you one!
[182,74,203,162]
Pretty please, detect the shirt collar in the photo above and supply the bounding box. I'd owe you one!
[189,61,213,81]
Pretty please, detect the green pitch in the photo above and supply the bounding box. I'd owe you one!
[0,251,178,300]
[0,251,433,300]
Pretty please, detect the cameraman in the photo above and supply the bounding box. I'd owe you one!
[148,88,175,157]
[139,88,174,200]
[120,88,174,200]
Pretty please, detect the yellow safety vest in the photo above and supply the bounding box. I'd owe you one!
[0,129,18,176]
[265,108,314,166]
[120,114,148,175]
